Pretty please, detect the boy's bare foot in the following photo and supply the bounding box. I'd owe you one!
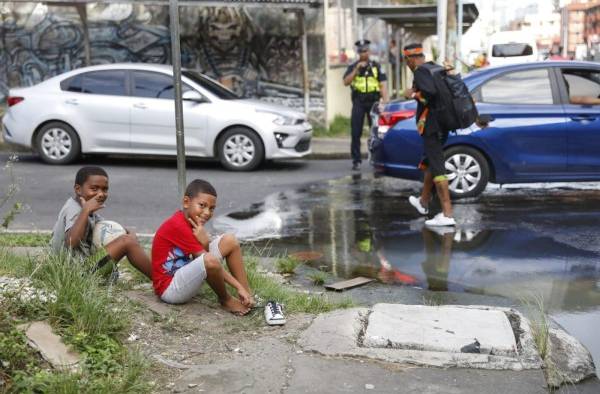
[220,296,250,316]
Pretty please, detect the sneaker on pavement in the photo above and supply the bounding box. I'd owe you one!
[264,301,286,326]
[426,225,456,236]
[408,196,429,215]
[425,213,456,227]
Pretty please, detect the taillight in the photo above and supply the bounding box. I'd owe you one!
[7,96,24,107]
[378,109,416,132]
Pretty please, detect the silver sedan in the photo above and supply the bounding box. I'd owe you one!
[2,63,312,171]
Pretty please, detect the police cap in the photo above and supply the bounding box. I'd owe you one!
[354,39,371,52]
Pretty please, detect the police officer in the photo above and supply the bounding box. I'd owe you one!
[343,39,389,171]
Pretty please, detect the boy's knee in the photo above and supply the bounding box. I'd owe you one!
[221,233,239,249]
[203,254,221,271]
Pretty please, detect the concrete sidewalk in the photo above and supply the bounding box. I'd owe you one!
[0,137,364,160]
[309,137,367,160]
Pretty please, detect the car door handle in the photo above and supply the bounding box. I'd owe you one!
[64,99,78,105]
[133,103,147,109]
[570,115,596,122]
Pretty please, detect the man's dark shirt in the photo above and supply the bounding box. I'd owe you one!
[413,61,441,135]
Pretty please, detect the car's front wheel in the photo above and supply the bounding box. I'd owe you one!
[35,122,81,165]
[444,146,489,199]
[217,127,264,171]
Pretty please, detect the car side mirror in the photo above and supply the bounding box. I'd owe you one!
[182,90,206,103]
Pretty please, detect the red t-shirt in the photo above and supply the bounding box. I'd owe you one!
[152,210,205,296]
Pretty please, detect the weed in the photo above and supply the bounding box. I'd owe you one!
[521,294,550,360]
[307,271,327,286]
[275,256,300,275]
[312,115,351,138]
[0,232,51,247]
[0,154,24,228]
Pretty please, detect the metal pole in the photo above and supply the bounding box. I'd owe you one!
[352,0,358,42]
[337,0,342,56]
[298,9,310,115]
[395,28,401,94]
[75,4,91,66]
[456,0,463,71]
[446,0,457,65]
[169,0,186,199]
[437,0,447,63]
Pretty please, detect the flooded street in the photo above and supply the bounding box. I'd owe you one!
[213,175,600,374]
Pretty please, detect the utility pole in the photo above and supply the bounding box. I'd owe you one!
[169,0,186,199]
[456,0,463,71]
[446,0,457,66]
[436,0,447,63]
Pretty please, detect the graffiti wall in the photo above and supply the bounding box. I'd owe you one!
[0,2,325,120]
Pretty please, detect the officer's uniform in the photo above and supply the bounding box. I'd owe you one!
[343,40,387,166]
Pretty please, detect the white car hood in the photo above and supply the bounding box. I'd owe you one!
[235,99,305,120]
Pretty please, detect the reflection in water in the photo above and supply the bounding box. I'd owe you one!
[213,175,600,371]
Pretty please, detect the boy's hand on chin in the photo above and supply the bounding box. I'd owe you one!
[80,196,104,213]
[187,216,210,246]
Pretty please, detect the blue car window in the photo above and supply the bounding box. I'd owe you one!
[480,68,553,105]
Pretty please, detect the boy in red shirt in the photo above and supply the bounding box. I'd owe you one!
[152,179,254,315]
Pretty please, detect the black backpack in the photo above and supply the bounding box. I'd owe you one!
[420,63,478,132]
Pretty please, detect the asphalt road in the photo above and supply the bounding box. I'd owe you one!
[0,153,357,233]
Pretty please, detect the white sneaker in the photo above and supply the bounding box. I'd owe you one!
[426,226,456,236]
[425,213,456,227]
[408,196,429,215]
[264,301,286,326]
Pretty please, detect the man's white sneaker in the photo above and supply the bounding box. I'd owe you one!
[264,301,286,326]
[425,213,456,227]
[408,196,429,215]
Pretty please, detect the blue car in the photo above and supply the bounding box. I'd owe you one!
[370,61,600,198]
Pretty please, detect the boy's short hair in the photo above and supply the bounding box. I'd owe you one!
[185,179,217,198]
[75,166,108,186]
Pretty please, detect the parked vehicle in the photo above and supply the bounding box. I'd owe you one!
[370,61,600,198]
[2,64,312,171]
[487,31,538,67]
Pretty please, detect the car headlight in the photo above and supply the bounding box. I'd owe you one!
[256,109,297,126]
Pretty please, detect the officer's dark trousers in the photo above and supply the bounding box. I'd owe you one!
[350,100,376,164]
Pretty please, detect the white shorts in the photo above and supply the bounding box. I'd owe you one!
[160,235,223,304]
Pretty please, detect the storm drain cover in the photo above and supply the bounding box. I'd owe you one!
[363,304,517,356]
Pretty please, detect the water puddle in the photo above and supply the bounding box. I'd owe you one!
[213,174,600,370]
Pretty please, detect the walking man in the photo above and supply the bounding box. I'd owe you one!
[343,39,389,171]
[403,43,456,226]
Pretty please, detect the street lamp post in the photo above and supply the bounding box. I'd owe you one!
[169,0,186,199]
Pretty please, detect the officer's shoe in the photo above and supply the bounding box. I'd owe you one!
[352,162,361,171]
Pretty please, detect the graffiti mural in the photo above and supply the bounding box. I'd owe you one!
[0,2,325,119]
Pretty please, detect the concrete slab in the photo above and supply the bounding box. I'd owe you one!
[298,305,543,370]
[287,353,548,394]
[19,321,80,370]
[364,304,517,356]
[125,290,172,316]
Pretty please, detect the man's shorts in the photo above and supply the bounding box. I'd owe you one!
[160,235,224,304]
[419,127,449,180]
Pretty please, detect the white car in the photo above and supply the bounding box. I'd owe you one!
[2,63,312,171]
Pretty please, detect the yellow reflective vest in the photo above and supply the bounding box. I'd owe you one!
[351,64,381,94]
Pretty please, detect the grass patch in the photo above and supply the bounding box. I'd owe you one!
[312,115,351,138]
[246,257,352,314]
[0,232,51,247]
[307,271,327,286]
[197,256,353,315]
[0,250,150,393]
[522,295,550,360]
[275,256,300,275]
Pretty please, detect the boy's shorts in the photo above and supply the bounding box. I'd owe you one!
[160,235,224,304]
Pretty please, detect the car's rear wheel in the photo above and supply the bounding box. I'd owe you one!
[35,122,81,164]
[217,127,264,171]
[444,146,489,199]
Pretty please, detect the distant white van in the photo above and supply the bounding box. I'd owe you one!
[487,31,538,67]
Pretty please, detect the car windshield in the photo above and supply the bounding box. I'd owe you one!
[182,70,240,100]
[492,43,533,57]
